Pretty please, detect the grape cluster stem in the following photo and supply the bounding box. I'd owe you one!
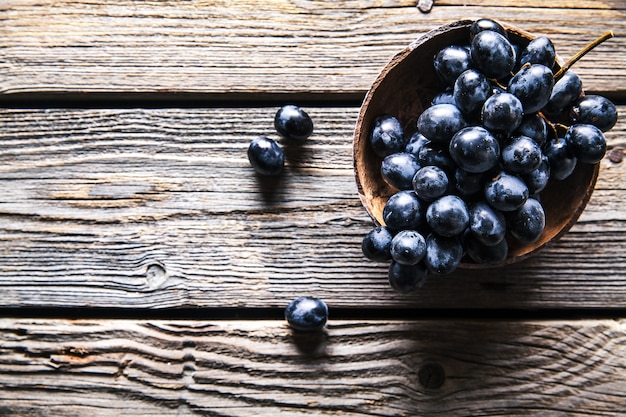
[553,31,615,81]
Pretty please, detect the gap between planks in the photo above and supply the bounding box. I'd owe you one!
[1,91,625,109]
[1,306,626,321]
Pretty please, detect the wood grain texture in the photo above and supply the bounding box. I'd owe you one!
[0,106,624,309]
[0,318,624,416]
[1,0,625,98]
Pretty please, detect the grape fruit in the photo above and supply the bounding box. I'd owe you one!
[361,19,617,292]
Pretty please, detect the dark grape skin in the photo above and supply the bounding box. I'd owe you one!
[470,30,516,80]
[432,89,457,106]
[453,69,492,115]
[405,132,430,156]
[506,198,546,245]
[508,64,554,114]
[515,113,548,146]
[545,71,583,116]
[390,230,427,265]
[247,136,285,176]
[449,126,500,174]
[455,168,489,198]
[274,105,314,141]
[501,135,543,175]
[519,36,556,68]
[388,261,429,293]
[417,142,456,172]
[522,155,551,194]
[361,226,394,262]
[481,93,524,134]
[433,45,473,87]
[464,231,509,265]
[382,190,423,232]
[543,137,577,181]
[426,195,470,237]
[484,171,529,212]
[469,18,508,39]
[570,95,618,132]
[469,201,506,246]
[412,165,449,202]
[285,296,328,332]
[417,104,468,143]
[424,234,464,275]
[370,115,406,157]
[565,124,607,164]
[381,152,421,191]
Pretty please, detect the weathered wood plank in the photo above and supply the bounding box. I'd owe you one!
[0,106,624,309]
[1,1,625,98]
[0,318,624,416]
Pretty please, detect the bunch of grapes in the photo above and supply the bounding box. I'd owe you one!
[361,19,618,293]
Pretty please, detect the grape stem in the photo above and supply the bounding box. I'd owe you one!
[538,111,559,139]
[553,31,614,81]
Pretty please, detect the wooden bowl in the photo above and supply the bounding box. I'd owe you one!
[353,19,600,267]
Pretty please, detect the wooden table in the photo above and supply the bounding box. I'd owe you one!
[1,1,625,415]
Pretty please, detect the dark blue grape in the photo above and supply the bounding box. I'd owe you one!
[469,201,506,246]
[484,171,529,212]
[515,113,548,146]
[361,226,393,262]
[370,115,405,157]
[426,195,470,237]
[455,168,489,198]
[285,296,328,332]
[464,231,509,265]
[247,136,284,176]
[519,36,556,68]
[412,165,449,202]
[453,69,492,115]
[543,137,577,180]
[433,45,473,87]
[565,124,607,164]
[481,92,524,134]
[381,152,421,190]
[501,135,543,174]
[507,64,554,114]
[469,18,508,39]
[388,261,428,293]
[417,104,467,143]
[432,89,456,105]
[449,126,500,173]
[471,30,516,80]
[404,131,429,152]
[405,132,430,156]
[570,95,618,132]
[417,142,456,172]
[521,155,550,194]
[544,71,583,115]
[274,105,314,141]
[383,190,423,232]
[506,198,546,244]
[390,230,427,265]
[424,234,463,275]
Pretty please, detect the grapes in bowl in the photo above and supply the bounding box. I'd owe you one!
[354,19,616,281]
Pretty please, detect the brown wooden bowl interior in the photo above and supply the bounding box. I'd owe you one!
[353,19,600,268]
